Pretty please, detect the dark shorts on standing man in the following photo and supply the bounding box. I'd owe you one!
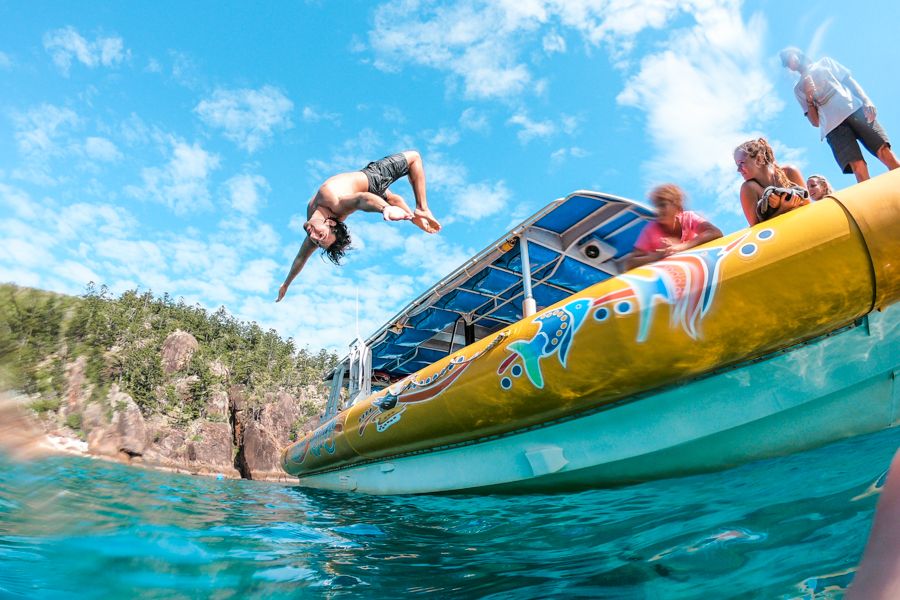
[826,107,891,174]
[360,153,410,198]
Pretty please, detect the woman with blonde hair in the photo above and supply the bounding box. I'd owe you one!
[806,174,834,201]
[734,137,809,225]
[627,183,722,269]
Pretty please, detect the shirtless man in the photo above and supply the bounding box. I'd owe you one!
[276,150,441,302]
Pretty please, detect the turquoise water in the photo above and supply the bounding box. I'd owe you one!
[1,427,897,599]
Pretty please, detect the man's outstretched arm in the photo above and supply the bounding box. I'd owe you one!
[844,75,877,121]
[276,238,317,302]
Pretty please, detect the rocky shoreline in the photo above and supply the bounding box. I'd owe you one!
[4,328,326,483]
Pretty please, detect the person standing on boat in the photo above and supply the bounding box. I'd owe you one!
[626,184,722,269]
[780,48,899,183]
[734,137,808,225]
[276,150,441,302]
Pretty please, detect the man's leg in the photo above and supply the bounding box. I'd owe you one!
[828,120,869,182]
[401,150,441,233]
[402,150,428,208]
[849,160,870,183]
[876,144,900,170]
[848,110,899,173]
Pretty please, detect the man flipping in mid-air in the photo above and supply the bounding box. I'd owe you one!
[276,150,441,302]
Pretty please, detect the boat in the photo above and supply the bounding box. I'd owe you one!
[281,171,900,494]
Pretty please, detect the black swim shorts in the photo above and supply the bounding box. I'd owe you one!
[360,153,409,198]
[826,107,891,174]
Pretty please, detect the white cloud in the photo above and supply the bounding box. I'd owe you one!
[551,146,590,163]
[367,0,694,100]
[288,214,307,234]
[350,220,407,254]
[396,234,473,285]
[84,136,122,162]
[0,266,41,288]
[215,218,280,254]
[507,112,556,143]
[168,239,212,274]
[232,258,280,293]
[54,260,101,288]
[43,27,128,75]
[454,181,512,220]
[369,2,536,99]
[616,3,786,203]
[13,104,79,157]
[302,106,341,124]
[0,238,55,268]
[423,156,468,191]
[225,173,269,215]
[0,183,40,219]
[145,58,162,73]
[127,139,220,214]
[382,106,407,123]
[95,239,165,266]
[0,52,12,70]
[459,108,489,132]
[195,86,294,152]
[55,202,136,240]
[806,17,833,61]
[170,51,200,88]
[428,127,460,147]
[542,30,566,54]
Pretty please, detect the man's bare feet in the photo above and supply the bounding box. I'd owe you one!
[413,208,441,233]
[382,205,412,222]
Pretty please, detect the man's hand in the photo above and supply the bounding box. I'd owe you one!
[801,75,817,105]
[412,208,442,233]
[275,283,289,303]
[864,103,877,123]
[382,205,412,222]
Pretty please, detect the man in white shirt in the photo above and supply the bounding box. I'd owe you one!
[780,47,899,182]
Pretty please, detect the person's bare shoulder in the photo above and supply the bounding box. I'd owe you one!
[740,179,764,197]
[782,165,806,187]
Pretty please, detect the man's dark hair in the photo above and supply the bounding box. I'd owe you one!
[323,220,351,265]
[779,47,808,68]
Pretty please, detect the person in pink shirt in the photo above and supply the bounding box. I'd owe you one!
[626,183,722,269]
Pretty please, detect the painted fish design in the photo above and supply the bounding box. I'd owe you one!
[594,231,754,342]
[498,298,593,389]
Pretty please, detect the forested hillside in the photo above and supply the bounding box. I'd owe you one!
[0,283,338,479]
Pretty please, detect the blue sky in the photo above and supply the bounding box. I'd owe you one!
[1,0,897,351]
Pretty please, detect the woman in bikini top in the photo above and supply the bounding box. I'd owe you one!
[734,137,809,226]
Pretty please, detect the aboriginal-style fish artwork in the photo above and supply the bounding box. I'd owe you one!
[593,231,766,342]
[290,415,340,465]
[357,331,509,434]
[496,298,593,389]
[498,230,774,391]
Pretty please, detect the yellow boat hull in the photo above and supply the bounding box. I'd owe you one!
[282,172,900,493]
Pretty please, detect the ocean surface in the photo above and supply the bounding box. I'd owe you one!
[1,426,898,600]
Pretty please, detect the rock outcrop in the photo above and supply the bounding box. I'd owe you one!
[30,326,324,482]
[86,385,147,461]
[160,330,199,374]
[62,356,88,416]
